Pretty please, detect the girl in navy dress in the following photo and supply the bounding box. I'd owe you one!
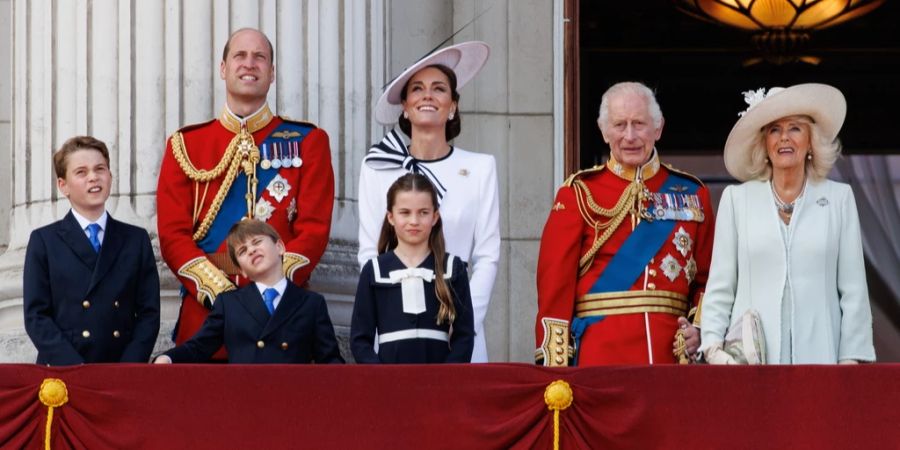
[351,173,475,363]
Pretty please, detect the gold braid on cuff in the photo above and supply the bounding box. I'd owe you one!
[536,318,572,367]
[178,257,236,307]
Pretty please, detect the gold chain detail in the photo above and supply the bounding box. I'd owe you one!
[174,128,259,242]
[192,150,244,241]
[171,132,241,182]
[574,179,642,276]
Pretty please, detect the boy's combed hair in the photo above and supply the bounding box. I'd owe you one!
[53,136,111,179]
[378,173,456,325]
[225,219,281,267]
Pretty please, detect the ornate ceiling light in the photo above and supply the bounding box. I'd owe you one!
[675,0,885,64]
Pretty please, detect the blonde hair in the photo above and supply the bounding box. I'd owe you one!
[746,115,841,182]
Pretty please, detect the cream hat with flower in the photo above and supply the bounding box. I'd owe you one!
[724,83,846,181]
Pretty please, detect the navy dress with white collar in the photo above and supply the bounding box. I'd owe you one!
[351,251,474,363]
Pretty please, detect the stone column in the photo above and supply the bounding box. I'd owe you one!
[0,0,385,361]
[450,0,557,362]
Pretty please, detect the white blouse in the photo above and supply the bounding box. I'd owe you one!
[358,147,501,363]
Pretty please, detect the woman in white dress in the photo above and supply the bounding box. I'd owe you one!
[700,84,875,364]
[358,42,500,362]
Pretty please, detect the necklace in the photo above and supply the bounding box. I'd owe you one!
[771,180,806,215]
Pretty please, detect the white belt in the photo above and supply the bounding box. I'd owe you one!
[378,329,449,344]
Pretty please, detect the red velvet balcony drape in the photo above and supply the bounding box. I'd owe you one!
[1,364,897,449]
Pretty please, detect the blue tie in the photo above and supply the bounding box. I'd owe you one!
[262,288,278,315]
[86,223,102,253]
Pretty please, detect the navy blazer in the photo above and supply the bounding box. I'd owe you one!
[23,211,161,365]
[164,282,344,364]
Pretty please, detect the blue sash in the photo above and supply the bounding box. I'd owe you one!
[570,172,701,362]
[197,122,313,252]
[587,171,700,294]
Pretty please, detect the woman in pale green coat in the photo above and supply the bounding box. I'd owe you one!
[700,84,875,364]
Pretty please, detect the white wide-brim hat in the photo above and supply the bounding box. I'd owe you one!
[374,41,491,125]
[724,83,846,182]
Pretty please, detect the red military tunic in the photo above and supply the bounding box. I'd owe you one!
[157,104,334,349]
[535,151,714,366]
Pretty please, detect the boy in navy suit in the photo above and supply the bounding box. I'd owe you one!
[155,220,343,364]
[23,136,161,365]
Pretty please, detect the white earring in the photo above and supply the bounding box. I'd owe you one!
[403,111,409,119]
[449,112,455,120]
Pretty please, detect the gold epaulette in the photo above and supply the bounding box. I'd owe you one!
[283,252,311,280]
[562,164,605,188]
[279,116,319,129]
[662,163,706,187]
[178,256,236,308]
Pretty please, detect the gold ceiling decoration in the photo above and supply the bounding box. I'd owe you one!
[675,0,886,65]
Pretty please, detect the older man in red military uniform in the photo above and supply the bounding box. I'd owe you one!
[157,28,334,353]
[535,82,714,366]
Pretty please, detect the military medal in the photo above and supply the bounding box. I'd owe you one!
[255,198,275,221]
[271,142,282,169]
[260,143,272,170]
[660,254,683,282]
[281,142,292,167]
[291,141,303,168]
[287,198,297,222]
[672,226,693,257]
[266,174,292,202]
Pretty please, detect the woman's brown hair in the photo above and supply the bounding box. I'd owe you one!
[377,173,456,324]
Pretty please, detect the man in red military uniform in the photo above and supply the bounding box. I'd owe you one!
[157,28,334,353]
[535,82,713,366]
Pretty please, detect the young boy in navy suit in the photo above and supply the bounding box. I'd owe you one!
[23,136,161,365]
[155,220,343,364]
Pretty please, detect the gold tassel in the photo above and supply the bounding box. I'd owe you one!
[38,378,69,450]
[544,380,573,450]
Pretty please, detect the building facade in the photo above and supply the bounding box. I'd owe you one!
[0,0,559,362]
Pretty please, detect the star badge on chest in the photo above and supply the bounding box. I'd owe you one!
[660,254,683,283]
[672,226,693,257]
[684,257,697,283]
[266,174,292,203]
[255,198,275,222]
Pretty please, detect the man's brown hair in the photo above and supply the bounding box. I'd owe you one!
[53,136,111,179]
[225,219,281,267]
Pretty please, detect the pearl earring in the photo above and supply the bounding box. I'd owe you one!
[449,112,455,120]
[403,111,409,119]
[806,153,812,161]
